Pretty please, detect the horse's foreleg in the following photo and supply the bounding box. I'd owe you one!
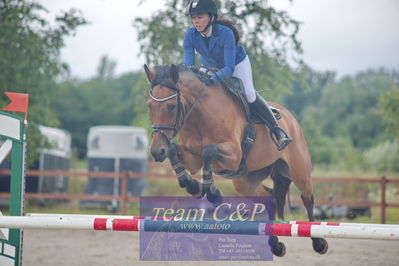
[202,145,223,205]
[168,143,204,198]
[200,141,242,204]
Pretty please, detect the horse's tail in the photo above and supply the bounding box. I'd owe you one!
[272,174,292,220]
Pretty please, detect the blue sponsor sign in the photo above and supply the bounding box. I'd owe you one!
[139,196,274,261]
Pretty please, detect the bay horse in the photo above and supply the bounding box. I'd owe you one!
[144,64,328,256]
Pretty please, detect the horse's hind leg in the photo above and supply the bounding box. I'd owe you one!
[268,171,291,257]
[232,170,286,257]
[301,193,328,254]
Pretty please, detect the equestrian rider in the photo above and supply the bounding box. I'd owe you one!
[183,0,292,151]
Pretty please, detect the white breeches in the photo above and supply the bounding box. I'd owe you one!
[232,55,256,103]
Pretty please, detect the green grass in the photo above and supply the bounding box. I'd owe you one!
[1,202,141,216]
[281,205,399,224]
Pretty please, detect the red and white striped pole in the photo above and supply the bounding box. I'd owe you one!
[26,213,399,229]
[263,223,399,240]
[1,215,399,241]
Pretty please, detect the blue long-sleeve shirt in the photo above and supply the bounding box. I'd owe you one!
[183,23,247,81]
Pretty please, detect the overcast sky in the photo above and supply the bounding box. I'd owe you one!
[39,0,399,79]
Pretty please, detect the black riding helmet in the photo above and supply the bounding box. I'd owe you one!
[189,0,218,33]
[188,0,218,17]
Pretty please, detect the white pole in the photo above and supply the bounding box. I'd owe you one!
[306,225,399,240]
[26,213,136,219]
[0,216,96,230]
[289,221,399,229]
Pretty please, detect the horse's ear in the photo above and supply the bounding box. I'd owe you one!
[144,64,155,83]
[169,64,179,84]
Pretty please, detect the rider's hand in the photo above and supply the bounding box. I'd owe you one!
[199,67,208,73]
[210,73,219,84]
[199,67,219,84]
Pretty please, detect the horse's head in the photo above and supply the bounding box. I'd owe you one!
[145,64,183,162]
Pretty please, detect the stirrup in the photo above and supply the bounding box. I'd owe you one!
[273,128,293,151]
[276,136,293,151]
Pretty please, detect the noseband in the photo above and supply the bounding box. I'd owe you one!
[149,80,183,144]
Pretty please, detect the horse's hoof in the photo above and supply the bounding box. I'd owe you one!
[206,187,223,206]
[186,178,201,196]
[312,238,328,254]
[271,242,286,257]
[206,194,223,206]
[177,174,188,188]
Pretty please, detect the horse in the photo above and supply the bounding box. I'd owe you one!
[144,64,328,256]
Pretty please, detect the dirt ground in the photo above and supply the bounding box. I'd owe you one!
[21,229,399,266]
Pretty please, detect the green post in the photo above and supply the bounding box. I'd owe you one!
[0,111,25,266]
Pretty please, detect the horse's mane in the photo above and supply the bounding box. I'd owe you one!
[151,64,214,88]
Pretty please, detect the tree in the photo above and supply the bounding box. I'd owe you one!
[284,65,336,119]
[133,0,301,99]
[379,73,399,140]
[50,56,141,158]
[0,0,87,165]
[315,71,397,150]
[96,55,117,80]
[363,140,399,173]
[286,68,399,170]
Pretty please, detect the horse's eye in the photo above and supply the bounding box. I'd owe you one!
[167,104,176,112]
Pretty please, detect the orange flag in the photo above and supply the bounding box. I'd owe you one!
[2,92,29,120]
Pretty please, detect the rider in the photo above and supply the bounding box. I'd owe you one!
[183,0,292,151]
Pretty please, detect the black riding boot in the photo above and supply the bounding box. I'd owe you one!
[250,93,293,151]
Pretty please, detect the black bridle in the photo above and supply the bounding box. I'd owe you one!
[149,80,205,145]
[149,80,183,144]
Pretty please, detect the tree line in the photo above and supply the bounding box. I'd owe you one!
[1,0,398,173]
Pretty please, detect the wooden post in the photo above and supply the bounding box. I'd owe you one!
[380,176,387,224]
[120,171,128,215]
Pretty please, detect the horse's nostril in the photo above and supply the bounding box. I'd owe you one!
[160,148,165,156]
[150,146,168,162]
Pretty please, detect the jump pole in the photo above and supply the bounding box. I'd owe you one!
[0,216,398,241]
[0,111,26,266]
[26,213,399,229]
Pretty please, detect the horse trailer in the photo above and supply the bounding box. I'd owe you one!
[81,126,148,210]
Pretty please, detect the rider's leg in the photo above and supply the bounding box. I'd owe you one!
[251,92,292,150]
[232,56,256,102]
[232,56,292,151]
